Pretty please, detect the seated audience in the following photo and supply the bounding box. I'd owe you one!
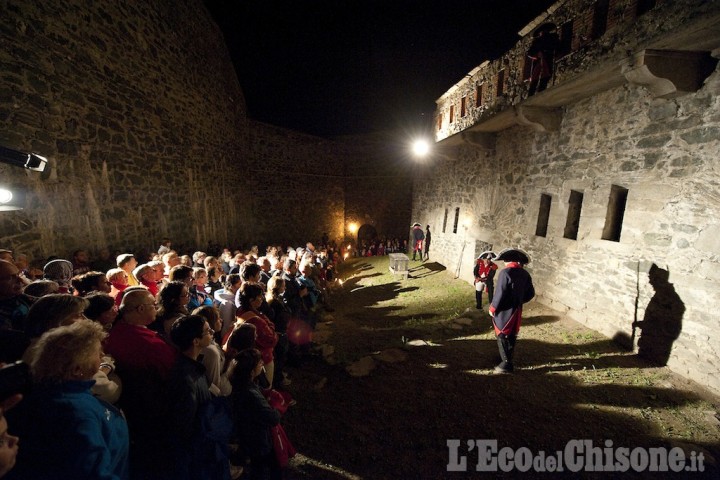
[104,287,177,477]
[116,254,139,287]
[151,281,189,336]
[106,268,129,306]
[22,280,58,298]
[71,249,91,276]
[0,396,20,478]
[8,320,129,479]
[43,259,74,294]
[134,263,159,297]
[71,271,112,296]
[230,348,281,480]
[193,305,233,396]
[0,260,35,331]
[236,283,278,386]
[189,267,213,310]
[214,273,241,341]
[266,276,291,389]
[206,266,223,296]
[167,314,228,479]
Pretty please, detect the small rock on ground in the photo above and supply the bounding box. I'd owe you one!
[346,356,376,377]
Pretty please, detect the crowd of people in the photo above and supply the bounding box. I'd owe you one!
[354,237,407,258]
[0,236,537,479]
[0,240,339,480]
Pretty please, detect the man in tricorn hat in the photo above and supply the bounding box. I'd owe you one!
[489,248,535,374]
[411,223,425,261]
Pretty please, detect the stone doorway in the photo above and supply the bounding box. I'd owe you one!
[356,224,377,247]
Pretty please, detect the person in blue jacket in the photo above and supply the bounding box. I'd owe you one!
[7,320,129,479]
[489,248,535,374]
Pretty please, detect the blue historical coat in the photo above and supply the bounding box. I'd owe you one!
[489,263,535,335]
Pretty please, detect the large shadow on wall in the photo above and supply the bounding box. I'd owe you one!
[633,264,685,366]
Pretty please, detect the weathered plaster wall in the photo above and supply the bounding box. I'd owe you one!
[415,68,720,391]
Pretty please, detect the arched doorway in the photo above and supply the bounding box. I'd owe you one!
[356,224,378,247]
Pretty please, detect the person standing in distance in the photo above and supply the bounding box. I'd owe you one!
[411,223,425,261]
[423,225,431,261]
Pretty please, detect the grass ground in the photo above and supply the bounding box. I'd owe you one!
[280,257,720,479]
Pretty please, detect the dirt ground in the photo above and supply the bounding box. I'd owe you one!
[280,257,720,479]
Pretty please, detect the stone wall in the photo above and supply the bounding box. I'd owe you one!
[0,0,252,259]
[0,0,383,261]
[415,67,720,391]
[339,134,414,246]
[246,121,346,247]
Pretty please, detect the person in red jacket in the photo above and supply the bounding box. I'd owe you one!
[473,251,498,309]
[236,283,278,387]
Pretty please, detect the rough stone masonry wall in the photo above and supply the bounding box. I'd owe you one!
[0,0,249,259]
[246,121,345,247]
[340,135,414,246]
[414,67,720,392]
[0,0,349,261]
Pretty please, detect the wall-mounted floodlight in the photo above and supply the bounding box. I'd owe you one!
[0,187,23,211]
[348,222,358,234]
[0,145,48,172]
[411,139,430,158]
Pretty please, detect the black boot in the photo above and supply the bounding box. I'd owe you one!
[494,334,514,373]
[507,334,517,364]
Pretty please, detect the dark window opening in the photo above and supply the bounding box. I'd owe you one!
[637,0,656,16]
[557,21,574,58]
[536,194,552,237]
[476,84,484,107]
[460,96,467,117]
[563,190,583,240]
[602,185,629,242]
[449,105,455,123]
[442,208,448,233]
[496,70,505,96]
[452,207,460,234]
[437,114,442,130]
[592,0,609,39]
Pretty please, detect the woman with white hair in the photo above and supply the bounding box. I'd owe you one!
[7,320,129,478]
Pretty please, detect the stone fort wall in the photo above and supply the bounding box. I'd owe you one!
[418,0,720,391]
[0,0,405,261]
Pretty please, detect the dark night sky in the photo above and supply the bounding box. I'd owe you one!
[203,0,556,138]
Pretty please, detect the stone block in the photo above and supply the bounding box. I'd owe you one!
[642,232,672,246]
[636,135,671,149]
[695,224,720,253]
[680,127,720,145]
[647,100,678,121]
[346,356,376,377]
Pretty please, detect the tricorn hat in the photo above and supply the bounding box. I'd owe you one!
[477,251,497,260]
[496,248,530,264]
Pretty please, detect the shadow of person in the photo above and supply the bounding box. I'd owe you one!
[635,264,685,366]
